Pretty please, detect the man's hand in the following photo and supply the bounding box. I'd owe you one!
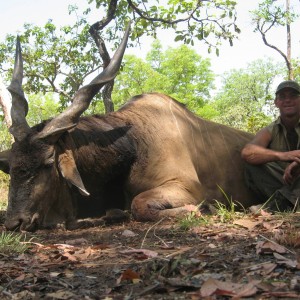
[283,161,300,185]
[279,150,300,163]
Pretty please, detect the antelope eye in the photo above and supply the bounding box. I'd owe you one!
[45,157,55,166]
[15,167,29,178]
[45,153,55,166]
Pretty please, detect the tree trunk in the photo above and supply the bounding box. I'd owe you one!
[88,0,118,113]
[102,81,115,113]
[286,0,294,80]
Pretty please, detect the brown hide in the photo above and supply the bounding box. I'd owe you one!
[111,93,257,221]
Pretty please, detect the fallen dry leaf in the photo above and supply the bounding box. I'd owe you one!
[120,248,158,259]
[249,205,272,217]
[234,218,261,230]
[262,220,283,230]
[259,209,273,217]
[14,273,26,281]
[7,290,35,300]
[261,262,277,275]
[234,281,259,298]
[46,290,76,299]
[247,262,277,276]
[200,278,259,298]
[273,253,298,268]
[256,240,287,255]
[60,251,78,262]
[116,268,141,284]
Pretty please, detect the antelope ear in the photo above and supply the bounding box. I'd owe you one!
[57,133,89,196]
[58,151,90,196]
[34,123,77,144]
[0,149,10,174]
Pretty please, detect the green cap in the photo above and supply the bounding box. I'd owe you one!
[276,80,300,94]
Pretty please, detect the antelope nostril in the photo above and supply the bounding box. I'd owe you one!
[4,213,33,231]
[4,218,21,231]
[20,218,38,232]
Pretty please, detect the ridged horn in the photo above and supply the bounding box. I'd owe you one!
[8,36,30,141]
[37,22,131,140]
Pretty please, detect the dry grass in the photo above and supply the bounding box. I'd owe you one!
[274,227,300,248]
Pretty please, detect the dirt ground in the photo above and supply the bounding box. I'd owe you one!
[1,210,300,299]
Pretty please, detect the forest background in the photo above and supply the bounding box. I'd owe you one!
[0,0,299,206]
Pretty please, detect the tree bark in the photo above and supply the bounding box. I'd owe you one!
[88,0,118,113]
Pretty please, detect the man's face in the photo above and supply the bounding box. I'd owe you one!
[275,88,300,117]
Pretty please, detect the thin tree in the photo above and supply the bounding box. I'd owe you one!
[252,0,298,80]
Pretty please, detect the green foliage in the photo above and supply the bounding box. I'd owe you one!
[0,0,240,110]
[247,113,272,134]
[87,0,240,52]
[213,186,244,223]
[0,122,12,151]
[0,11,101,109]
[113,41,215,111]
[178,210,209,231]
[252,0,299,27]
[208,58,284,132]
[251,0,299,79]
[160,44,215,110]
[26,93,60,126]
[214,200,236,223]
[112,54,171,107]
[0,232,32,255]
[146,39,164,71]
[294,59,300,81]
[0,93,58,153]
[0,0,242,117]
[0,172,9,210]
[196,104,220,120]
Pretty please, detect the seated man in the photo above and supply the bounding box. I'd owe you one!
[241,80,300,211]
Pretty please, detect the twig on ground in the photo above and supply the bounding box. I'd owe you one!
[138,282,161,296]
[153,226,169,248]
[165,246,193,258]
[140,218,166,249]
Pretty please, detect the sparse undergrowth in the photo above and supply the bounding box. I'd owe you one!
[0,231,32,255]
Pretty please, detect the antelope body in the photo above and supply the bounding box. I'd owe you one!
[0,27,259,231]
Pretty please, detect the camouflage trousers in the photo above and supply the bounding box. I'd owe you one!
[244,162,300,211]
